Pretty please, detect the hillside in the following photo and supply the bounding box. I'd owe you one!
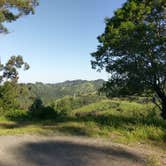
[18,79,105,109]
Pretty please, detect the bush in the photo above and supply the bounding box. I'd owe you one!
[29,98,43,113]
[29,98,58,119]
[5,109,30,121]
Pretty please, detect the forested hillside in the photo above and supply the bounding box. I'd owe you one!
[17,79,105,109]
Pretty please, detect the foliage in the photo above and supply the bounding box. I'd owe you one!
[0,81,35,111]
[16,83,35,110]
[0,80,105,111]
[16,79,105,109]
[4,109,31,121]
[0,56,30,83]
[29,97,43,112]
[0,0,38,83]
[0,1,38,113]
[0,81,19,110]
[91,0,166,119]
[0,0,38,33]
[52,95,106,115]
[53,96,73,115]
[29,97,57,119]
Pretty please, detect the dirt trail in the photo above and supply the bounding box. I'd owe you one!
[0,135,161,166]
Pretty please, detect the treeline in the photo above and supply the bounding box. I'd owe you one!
[0,79,105,113]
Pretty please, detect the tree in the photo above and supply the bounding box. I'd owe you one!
[29,97,43,112]
[0,0,38,83]
[0,55,30,83]
[91,0,166,119]
[0,0,38,34]
[0,81,19,110]
[29,97,57,119]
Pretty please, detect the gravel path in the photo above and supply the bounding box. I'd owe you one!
[0,135,147,166]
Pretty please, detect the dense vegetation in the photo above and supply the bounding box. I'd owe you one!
[0,79,104,111]
[91,0,166,119]
[29,79,104,99]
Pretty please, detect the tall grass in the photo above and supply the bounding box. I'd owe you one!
[0,99,165,147]
[70,100,166,145]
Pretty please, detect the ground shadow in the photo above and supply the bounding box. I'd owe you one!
[3,140,145,166]
[0,122,21,129]
[55,126,91,136]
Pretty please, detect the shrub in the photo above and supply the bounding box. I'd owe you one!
[5,109,30,121]
[29,98,44,113]
[29,98,58,119]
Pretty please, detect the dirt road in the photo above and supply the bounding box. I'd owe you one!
[0,135,148,166]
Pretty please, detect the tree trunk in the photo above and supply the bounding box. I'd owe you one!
[161,102,166,120]
[155,87,166,120]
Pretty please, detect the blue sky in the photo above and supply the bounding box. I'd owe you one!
[0,0,125,83]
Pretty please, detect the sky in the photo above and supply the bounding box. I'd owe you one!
[0,0,125,83]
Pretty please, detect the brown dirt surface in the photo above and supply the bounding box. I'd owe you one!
[0,135,165,166]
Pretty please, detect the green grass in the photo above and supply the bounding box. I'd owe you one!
[0,99,165,149]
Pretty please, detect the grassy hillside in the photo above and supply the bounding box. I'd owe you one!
[70,100,165,145]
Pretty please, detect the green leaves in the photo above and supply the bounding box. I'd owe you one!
[91,0,166,118]
[0,0,39,33]
[0,55,29,83]
[0,1,38,82]
[0,81,19,110]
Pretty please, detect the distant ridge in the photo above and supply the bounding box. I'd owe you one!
[18,79,105,108]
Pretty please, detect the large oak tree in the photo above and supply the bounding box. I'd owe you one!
[91,0,166,119]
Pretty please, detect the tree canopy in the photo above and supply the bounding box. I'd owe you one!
[0,55,30,83]
[0,0,38,33]
[91,0,166,119]
[0,0,38,83]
